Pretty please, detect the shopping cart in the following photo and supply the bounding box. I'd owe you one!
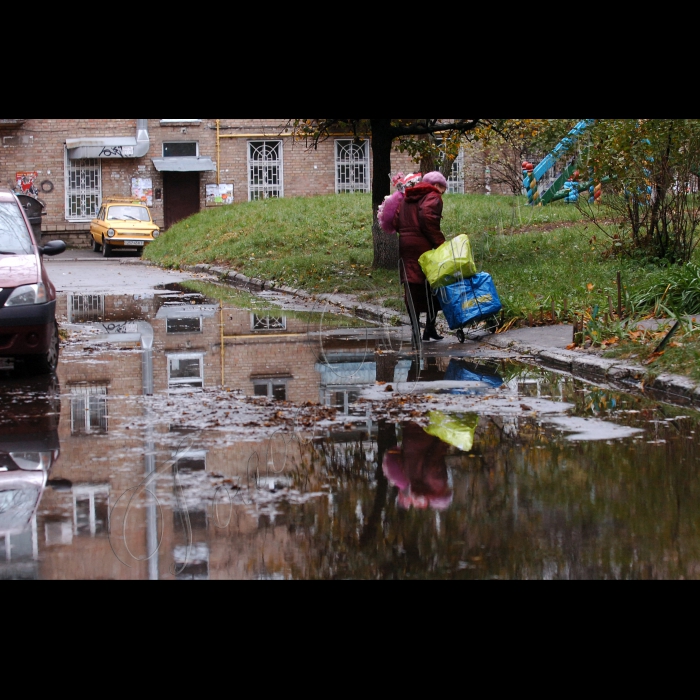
[435,272,503,344]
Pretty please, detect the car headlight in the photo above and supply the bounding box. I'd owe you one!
[5,283,47,307]
[10,452,52,471]
[107,229,116,238]
[152,230,160,239]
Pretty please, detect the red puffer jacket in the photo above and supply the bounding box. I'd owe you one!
[392,184,446,284]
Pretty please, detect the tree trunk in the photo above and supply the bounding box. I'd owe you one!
[371,119,399,270]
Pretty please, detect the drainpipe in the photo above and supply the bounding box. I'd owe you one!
[134,119,150,158]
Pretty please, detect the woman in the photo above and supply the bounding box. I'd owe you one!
[393,171,448,342]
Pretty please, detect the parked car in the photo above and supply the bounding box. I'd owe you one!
[0,189,65,374]
[0,374,62,580]
[90,198,160,258]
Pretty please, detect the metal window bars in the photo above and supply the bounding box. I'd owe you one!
[65,157,101,221]
[447,149,465,194]
[252,314,286,331]
[68,294,105,323]
[248,141,283,201]
[70,385,108,435]
[335,140,370,194]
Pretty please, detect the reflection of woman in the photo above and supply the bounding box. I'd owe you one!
[383,423,453,511]
[393,172,448,343]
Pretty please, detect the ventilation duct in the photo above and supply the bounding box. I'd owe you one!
[66,119,151,160]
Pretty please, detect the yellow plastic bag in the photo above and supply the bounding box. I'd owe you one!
[418,235,477,289]
[423,411,479,453]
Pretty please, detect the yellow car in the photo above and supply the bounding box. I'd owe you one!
[90,198,160,258]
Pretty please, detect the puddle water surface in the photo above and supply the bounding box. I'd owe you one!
[1,288,700,580]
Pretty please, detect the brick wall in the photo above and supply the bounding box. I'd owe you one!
[0,119,464,247]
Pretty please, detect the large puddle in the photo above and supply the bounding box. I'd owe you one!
[1,287,700,580]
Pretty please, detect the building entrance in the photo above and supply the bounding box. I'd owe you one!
[164,172,200,229]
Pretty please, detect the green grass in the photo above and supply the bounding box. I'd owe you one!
[144,193,691,321]
[604,332,700,381]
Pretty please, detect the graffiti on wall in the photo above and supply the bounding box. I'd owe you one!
[15,171,39,198]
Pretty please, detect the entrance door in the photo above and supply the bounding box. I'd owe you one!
[164,172,201,229]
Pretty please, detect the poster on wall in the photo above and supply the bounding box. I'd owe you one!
[206,184,234,206]
[131,178,154,207]
[15,171,39,198]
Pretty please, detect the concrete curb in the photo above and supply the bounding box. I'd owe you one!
[484,334,700,408]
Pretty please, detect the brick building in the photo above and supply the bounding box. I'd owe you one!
[0,119,448,246]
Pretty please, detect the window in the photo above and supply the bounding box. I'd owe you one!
[335,140,370,193]
[168,354,204,392]
[68,294,104,323]
[71,385,108,435]
[173,451,208,533]
[254,380,287,401]
[252,314,286,332]
[0,201,33,255]
[330,389,362,415]
[447,149,465,194]
[107,206,151,222]
[167,317,203,334]
[163,142,198,158]
[73,486,110,536]
[248,141,283,200]
[65,156,101,221]
[174,544,210,581]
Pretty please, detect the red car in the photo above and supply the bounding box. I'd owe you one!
[0,189,65,374]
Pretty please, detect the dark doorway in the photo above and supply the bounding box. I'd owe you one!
[163,172,201,229]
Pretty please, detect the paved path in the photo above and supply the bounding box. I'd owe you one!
[45,250,193,295]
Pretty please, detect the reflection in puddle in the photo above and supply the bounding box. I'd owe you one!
[1,287,700,579]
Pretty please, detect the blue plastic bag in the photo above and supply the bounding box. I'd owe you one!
[444,359,504,389]
[437,273,503,331]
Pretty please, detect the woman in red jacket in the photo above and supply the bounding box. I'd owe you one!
[393,171,448,343]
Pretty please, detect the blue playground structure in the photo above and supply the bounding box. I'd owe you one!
[522,119,612,207]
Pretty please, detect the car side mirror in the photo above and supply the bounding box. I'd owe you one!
[40,240,67,257]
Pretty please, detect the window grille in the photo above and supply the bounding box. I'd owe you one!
[252,314,287,332]
[68,294,105,323]
[335,140,370,194]
[70,385,108,435]
[248,141,283,201]
[447,149,465,194]
[65,156,101,221]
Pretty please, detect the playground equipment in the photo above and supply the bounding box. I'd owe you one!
[523,119,611,207]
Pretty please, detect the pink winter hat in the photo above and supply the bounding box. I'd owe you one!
[422,171,448,190]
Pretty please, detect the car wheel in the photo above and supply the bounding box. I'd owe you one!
[102,239,112,258]
[25,322,60,375]
[93,236,102,253]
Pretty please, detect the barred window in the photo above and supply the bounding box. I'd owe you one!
[335,140,370,194]
[252,314,286,332]
[65,156,101,221]
[447,149,465,194]
[248,141,283,201]
[70,385,108,436]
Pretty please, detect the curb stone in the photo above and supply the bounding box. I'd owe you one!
[483,336,700,410]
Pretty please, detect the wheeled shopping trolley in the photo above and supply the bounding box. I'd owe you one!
[436,272,503,343]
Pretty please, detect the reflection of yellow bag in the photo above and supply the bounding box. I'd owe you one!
[423,411,479,453]
[418,235,478,289]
